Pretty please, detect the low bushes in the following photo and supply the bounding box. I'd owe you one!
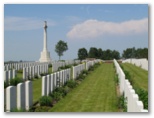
[4,81,9,89]
[39,96,52,106]
[65,80,78,88]
[48,64,52,68]
[120,64,148,110]
[117,93,127,112]
[114,74,119,85]
[34,74,39,79]
[136,88,148,109]
[17,69,23,73]
[10,77,23,86]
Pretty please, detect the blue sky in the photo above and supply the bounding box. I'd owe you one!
[4,4,148,61]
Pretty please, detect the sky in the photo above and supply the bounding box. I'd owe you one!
[4,4,148,61]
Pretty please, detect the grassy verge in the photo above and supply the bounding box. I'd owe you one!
[49,63,118,112]
[121,63,148,109]
[121,63,148,91]
[32,78,42,103]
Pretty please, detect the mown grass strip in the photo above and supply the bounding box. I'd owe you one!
[49,63,118,112]
[121,63,148,91]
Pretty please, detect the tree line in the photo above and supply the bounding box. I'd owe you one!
[54,40,148,60]
[78,47,120,60]
[78,47,148,60]
[122,47,148,59]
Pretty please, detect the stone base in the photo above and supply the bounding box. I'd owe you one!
[39,50,51,62]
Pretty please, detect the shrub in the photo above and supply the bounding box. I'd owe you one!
[39,96,52,106]
[4,81,9,89]
[48,64,52,68]
[117,94,127,112]
[76,74,85,80]
[65,80,77,88]
[34,74,39,79]
[40,73,46,76]
[88,66,94,71]
[18,69,23,73]
[54,87,65,97]
[10,77,23,86]
[114,74,119,85]
[63,86,70,95]
[136,88,148,109]
[50,91,63,101]
[82,70,88,75]
[35,106,51,112]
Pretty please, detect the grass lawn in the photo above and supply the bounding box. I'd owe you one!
[48,67,52,74]
[32,78,42,103]
[17,72,22,79]
[49,63,118,112]
[121,63,148,91]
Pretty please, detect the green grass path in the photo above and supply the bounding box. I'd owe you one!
[121,63,148,91]
[49,63,118,112]
[33,78,42,102]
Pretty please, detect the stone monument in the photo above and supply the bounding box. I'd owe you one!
[39,21,51,62]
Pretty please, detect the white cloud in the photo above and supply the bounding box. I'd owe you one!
[67,18,148,39]
[4,16,55,31]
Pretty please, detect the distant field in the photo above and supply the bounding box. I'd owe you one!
[121,63,148,91]
[49,63,118,112]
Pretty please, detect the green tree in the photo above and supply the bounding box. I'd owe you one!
[122,47,136,59]
[88,47,98,58]
[55,40,68,60]
[122,47,148,59]
[112,50,120,59]
[78,48,88,60]
[97,48,103,59]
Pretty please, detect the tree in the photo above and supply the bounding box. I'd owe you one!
[55,40,68,60]
[97,48,103,59]
[112,50,120,59]
[122,47,148,59]
[88,47,98,58]
[78,48,88,60]
[122,47,136,59]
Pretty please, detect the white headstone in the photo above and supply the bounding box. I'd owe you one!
[25,81,33,111]
[53,73,57,90]
[32,66,35,78]
[13,69,16,78]
[42,76,47,96]
[17,83,25,110]
[8,70,12,80]
[4,71,9,83]
[47,75,51,96]
[6,86,17,112]
[23,68,26,80]
[50,74,54,93]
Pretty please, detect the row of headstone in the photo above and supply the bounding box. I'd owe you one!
[4,69,17,84]
[52,60,80,73]
[5,81,33,112]
[122,58,148,71]
[23,64,48,80]
[86,61,94,70]
[113,59,148,112]
[4,62,50,71]
[73,63,85,80]
[65,60,81,65]
[42,68,71,96]
[52,62,66,72]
